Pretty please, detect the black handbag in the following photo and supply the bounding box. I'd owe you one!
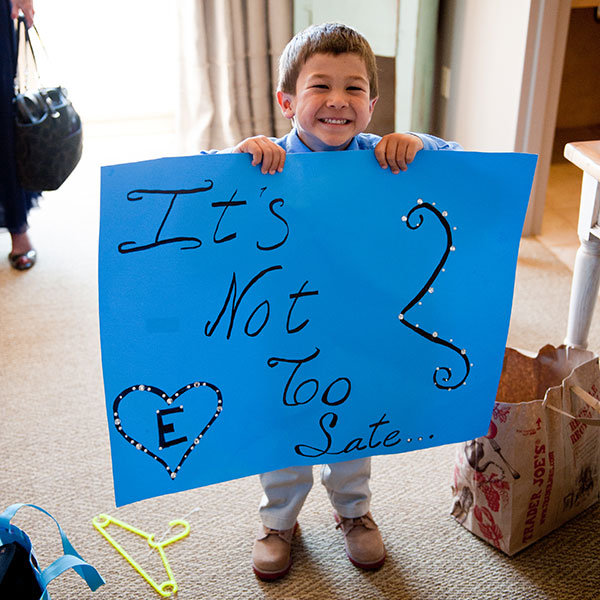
[0,541,44,600]
[13,16,83,192]
[0,503,104,599]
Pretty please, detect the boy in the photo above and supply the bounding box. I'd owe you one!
[225,22,460,580]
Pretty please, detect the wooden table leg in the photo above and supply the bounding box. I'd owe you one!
[559,142,600,348]
[565,237,600,349]
[565,140,600,348]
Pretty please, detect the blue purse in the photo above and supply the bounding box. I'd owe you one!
[0,504,104,599]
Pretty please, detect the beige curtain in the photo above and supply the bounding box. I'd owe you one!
[177,0,293,152]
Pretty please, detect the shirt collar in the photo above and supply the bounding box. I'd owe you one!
[287,128,360,153]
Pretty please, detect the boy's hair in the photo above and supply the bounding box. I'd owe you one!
[278,22,379,99]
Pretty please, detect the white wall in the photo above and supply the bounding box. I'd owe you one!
[293,0,439,133]
[32,0,177,123]
[438,0,531,151]
[294,0,399,57]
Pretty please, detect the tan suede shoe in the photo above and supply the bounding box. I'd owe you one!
[252,522,298,580]
[334,512,386,569]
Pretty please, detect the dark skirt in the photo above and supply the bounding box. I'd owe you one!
[0,0,39,233]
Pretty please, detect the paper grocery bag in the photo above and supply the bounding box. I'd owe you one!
[451,344,600,555]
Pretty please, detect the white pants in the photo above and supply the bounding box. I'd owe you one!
[258,457,372,530]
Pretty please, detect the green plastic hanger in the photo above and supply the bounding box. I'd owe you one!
[92,513,190,597]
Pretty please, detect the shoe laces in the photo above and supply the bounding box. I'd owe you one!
[260,525,294,544]
[336,514,376,533]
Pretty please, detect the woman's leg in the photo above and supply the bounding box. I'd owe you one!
[1,0,36,267]
[9,229,33,254]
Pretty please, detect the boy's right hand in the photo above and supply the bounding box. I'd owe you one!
[233,136,286,175]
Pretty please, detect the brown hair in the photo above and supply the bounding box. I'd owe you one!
[278,23,379,99]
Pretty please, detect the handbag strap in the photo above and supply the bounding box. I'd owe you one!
[544,385,600,426]
[0,503,105,593]
[14,15,45,94]
[40,554,103,592]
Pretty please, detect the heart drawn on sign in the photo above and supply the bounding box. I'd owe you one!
[112,381,223,479]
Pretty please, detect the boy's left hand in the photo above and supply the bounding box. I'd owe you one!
[374,133,424,174]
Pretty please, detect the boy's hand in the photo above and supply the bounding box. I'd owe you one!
[374,133,424,174]
[233,136,286,175]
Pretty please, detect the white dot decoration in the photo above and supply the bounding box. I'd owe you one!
[138,385,146,391]
[194,382,200,388]
[461,349,466,355]
[395,199,470,392]
[171,473,176,479]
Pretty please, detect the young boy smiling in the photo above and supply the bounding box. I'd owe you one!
[223,22,460,580]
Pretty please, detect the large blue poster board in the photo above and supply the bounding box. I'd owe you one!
[99,150,536,506]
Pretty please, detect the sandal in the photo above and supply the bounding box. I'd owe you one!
[8,249,37,271]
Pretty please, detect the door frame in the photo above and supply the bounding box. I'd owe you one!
[516,0,571,236]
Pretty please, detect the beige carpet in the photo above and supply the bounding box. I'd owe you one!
[2,150,600,599]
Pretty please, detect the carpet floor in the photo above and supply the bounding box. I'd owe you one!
[1,144,600,599]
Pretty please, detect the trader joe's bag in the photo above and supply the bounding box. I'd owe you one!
[451,344,600,555]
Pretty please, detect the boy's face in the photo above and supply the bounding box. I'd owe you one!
[277,52,378,152]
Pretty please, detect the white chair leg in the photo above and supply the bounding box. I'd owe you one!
[565,237,600,349]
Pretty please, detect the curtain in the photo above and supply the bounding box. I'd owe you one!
[177,0,293,152]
